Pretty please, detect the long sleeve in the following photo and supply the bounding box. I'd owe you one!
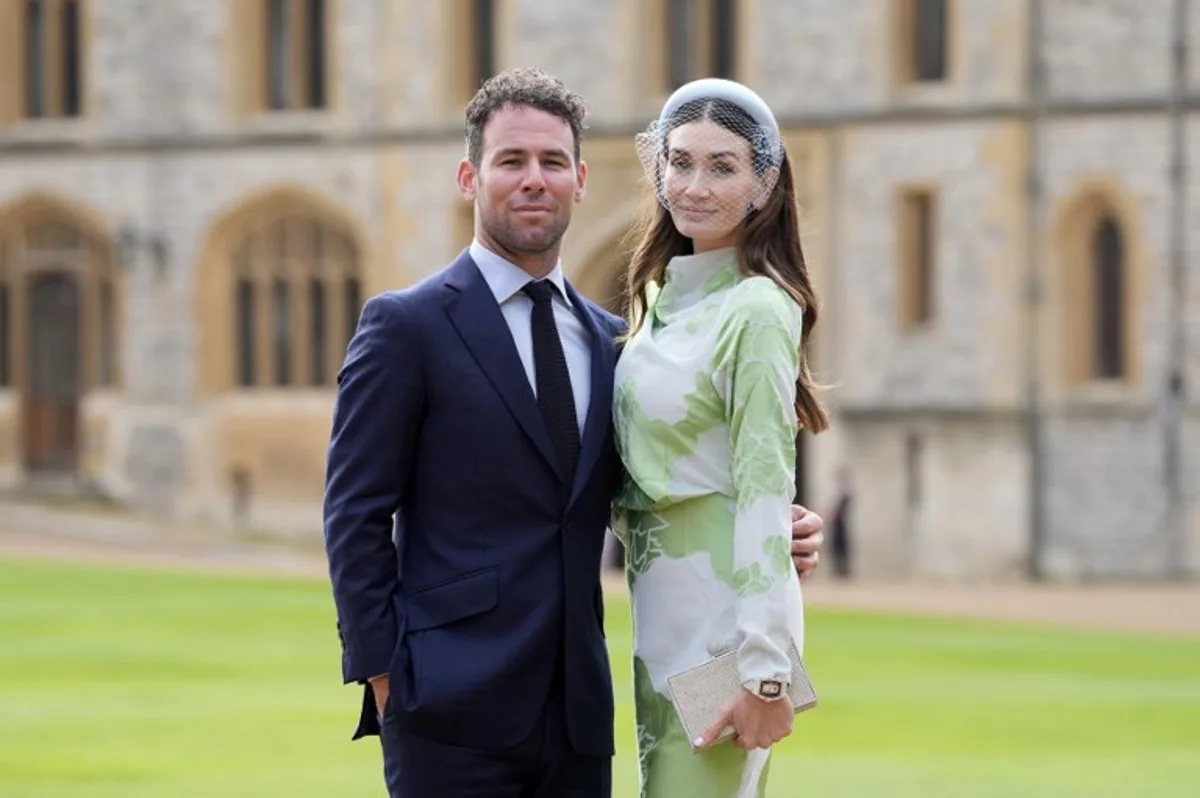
[323,292,424,684]
[715,278,803,687]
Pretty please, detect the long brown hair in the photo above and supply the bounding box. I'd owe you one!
[624,99,829,433]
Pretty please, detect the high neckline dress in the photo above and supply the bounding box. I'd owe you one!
[612,247,808,797]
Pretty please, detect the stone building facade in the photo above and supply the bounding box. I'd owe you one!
[0,0,1195,581]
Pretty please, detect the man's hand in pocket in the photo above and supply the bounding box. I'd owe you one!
[370,674,390,718]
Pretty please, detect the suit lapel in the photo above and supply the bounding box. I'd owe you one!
[443,253,561,479]
[565,280,616,509]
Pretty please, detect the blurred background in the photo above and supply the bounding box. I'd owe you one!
[0,0,1197,583]
[0,1,1198,796]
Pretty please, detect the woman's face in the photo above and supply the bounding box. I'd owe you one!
[662,119,760,252]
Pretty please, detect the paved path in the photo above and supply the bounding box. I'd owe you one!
[796,579,1200,636]
[3,499,1198,637]
[599,572,1200,637]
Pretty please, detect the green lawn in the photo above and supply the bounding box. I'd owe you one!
[1,559,1197,797]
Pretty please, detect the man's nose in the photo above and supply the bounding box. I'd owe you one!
[520,163,547,192]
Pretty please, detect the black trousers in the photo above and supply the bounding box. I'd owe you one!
[378,660,611,798]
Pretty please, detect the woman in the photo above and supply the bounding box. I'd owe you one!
[612,78,830,797]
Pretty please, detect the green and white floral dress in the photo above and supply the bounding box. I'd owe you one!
[612,247,807,798]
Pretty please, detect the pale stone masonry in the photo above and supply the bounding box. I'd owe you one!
[0,0,1194,580]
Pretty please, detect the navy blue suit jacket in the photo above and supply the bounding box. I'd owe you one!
[323,251,624,757]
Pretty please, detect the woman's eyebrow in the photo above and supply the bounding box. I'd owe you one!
[668,147,741,160]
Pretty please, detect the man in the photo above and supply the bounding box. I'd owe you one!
[323,68,825,797]
[829,466,854,579]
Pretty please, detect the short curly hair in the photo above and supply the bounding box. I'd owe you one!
[464,68,588,167]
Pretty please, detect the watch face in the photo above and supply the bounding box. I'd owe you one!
[760,680,783,698]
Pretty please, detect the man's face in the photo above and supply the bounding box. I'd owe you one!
[458,105,587,267]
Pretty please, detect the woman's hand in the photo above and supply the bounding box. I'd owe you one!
[694,688,794,751]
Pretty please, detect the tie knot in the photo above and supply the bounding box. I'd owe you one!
[522,280,557,306]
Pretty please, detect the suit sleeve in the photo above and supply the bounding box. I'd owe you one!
[609,317,631,541]
[323,293,423,684]
[714,280,803,687]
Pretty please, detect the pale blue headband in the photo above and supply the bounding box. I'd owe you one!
[656,78,781,143]
[634,77,785,210]
[645,78,784,173]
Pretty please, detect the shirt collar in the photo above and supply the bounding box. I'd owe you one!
[469,239,571,306]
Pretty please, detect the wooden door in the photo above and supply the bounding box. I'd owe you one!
[23,270,81,474]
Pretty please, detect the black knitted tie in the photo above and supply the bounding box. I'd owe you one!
[522,280,580,484]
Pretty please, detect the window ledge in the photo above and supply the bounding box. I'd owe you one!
[0,117,90,145]
[1064,379,1141,406]
[235,109,336,138]
[890,80,957,107]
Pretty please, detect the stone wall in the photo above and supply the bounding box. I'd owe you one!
[1042,0,1173,101]
[0,0,1193,577]
[837,120,1024,410]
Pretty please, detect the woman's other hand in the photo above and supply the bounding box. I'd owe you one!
[694,688,794,751]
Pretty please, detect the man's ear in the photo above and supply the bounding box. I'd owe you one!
[574,160,588,204]
[457,158,477,202]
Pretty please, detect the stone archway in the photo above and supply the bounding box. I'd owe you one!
[190,185,372,529]
[571,201,645,317]
[0,196,117,479]
[194,186,371,396]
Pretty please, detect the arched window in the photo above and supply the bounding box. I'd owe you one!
[1056,189,1139,389]
[1092,216,1125,380]
[231,214,360,389]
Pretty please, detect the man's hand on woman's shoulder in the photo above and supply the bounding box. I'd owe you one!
[789,505,823,579]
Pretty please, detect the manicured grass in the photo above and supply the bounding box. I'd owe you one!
[1,558,1197,796]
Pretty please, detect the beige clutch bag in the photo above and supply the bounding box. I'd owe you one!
[665,640,818,751]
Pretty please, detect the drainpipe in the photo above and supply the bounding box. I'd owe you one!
[1025,0,1047,580]
[1165,0,1189,579]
